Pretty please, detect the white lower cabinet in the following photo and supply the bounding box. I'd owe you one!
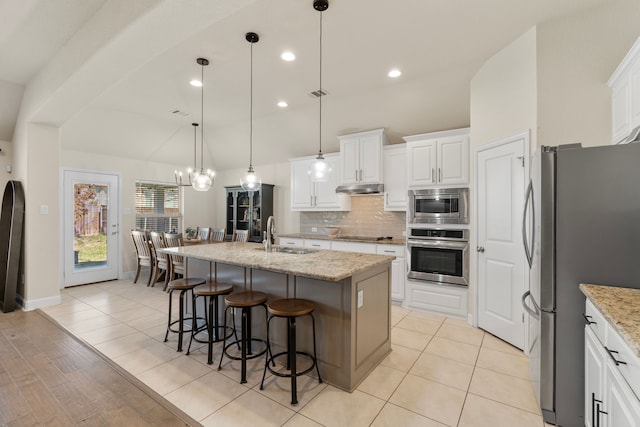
[304,239,331,250]
[406,279,468,318]
[584,300,640,427]
[278,237,304,247]
[330,241,376,254]
[377,244,405,302]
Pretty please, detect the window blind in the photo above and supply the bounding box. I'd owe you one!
[135,181,182,233]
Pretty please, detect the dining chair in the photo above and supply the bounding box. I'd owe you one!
[149,231,170,289]
[209,227,226,242]
[196,227,211,241]
[131,230,153,286]
[232,229,249,242]
[164,232,185,286]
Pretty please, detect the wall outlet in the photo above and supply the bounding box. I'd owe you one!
[39,205,48,215]
[357,289,364,308]
[402,230,407,237]
[311,227,318,232]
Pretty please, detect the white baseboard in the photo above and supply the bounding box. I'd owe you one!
[19,294,62,311]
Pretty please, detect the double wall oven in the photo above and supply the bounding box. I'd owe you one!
[407,187,469,287]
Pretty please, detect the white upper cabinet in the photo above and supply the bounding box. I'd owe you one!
[608,36,640,144]
[338,128,386,185]
[383,144,407,211]
[404,128,469,188]
[290,153,350,211]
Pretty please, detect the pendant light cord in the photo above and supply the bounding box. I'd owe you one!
[193,123,197,170]
[200,61,205,172]
[249,40,254,169]
[319,10,323,156]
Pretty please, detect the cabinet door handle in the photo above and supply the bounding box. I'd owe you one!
[583,313,597,325]
[438,168,442,182]
[355,169,359,181]
[314,195,317,206]
[604,347,627,365]
[431,168,435,182]
[311,244,321,247]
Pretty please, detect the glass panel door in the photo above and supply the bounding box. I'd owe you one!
[64,170,119,287]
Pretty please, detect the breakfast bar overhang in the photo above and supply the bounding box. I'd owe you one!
[162,242,394,392]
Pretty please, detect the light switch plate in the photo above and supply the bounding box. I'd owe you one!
[311,227,318,232]
[357,289,364,308]
[39,205,48,215]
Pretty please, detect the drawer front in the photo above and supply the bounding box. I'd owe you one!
[279,237,304,247]
[304,239,331,250]
[376,244,405,258]
[605,323,640,399]
[330,241,376,254]
[585,299,607,344]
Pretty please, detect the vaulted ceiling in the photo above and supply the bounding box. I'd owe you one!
[0,0,607,171]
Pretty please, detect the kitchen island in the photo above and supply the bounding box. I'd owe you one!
[162,242,394,392]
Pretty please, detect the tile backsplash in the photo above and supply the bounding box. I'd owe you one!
[300,195,406,238]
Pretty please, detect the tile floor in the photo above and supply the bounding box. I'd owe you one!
[41,279,549,427]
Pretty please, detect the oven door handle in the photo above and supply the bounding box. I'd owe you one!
[407,239,468,250]
[522,180,535,268]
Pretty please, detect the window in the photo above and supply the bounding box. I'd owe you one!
[135,181,182,233]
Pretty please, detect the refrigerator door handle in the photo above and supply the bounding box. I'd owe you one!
[521,290,540,320]
[522,180,535,268]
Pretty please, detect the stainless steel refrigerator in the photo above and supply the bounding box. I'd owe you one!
[521,142,640,427]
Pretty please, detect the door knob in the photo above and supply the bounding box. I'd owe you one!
[476,246,485,253]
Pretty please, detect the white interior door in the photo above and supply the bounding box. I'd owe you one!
[63,170,119,287]
[476,134,527,349]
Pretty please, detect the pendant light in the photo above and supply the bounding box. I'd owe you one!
[174,58,215,191]
[308,0,332,183]
[240,32,262,192]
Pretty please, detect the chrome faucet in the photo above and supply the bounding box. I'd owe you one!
[264,216,276,252]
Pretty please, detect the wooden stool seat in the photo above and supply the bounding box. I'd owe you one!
[194,281,233,296]
[268,299,314,317]
[225,291,267,308]
[167,277,205,290]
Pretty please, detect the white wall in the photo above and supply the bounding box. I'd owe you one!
[62,149,217,276]
[537,0,640,148]
[470,28,538,151]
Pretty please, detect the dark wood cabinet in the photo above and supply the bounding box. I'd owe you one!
[225,184,274,242]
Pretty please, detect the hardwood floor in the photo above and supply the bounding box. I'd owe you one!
[0,309,196,426]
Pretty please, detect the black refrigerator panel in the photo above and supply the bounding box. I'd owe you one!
[554,142,640,426]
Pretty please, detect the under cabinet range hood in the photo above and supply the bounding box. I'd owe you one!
[335,183,384,195]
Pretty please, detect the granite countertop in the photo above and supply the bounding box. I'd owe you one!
[161,242,395,282]
[278,233,406,246]
[580,283,640,357]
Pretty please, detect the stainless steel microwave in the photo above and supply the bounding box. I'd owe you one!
[408,187,469,224]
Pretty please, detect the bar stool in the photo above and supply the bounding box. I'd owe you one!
[186,280,234,364]
[164,277,205,352]
[260,298,323,405]
[218,291,268,384]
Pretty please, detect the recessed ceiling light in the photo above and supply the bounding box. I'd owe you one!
[277,101,288,108]
[388,69,402,78]
[190,79,202,87]
[281,51,296,62]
